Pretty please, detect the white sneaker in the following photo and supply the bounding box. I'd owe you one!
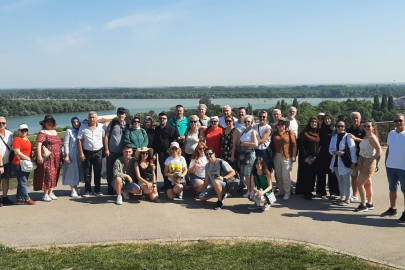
[243,190,250,198]
[116,195,123,205]
[283,194,290,201]
[122,192,130,200]
[262,204,271,211]
[42,194,52,202]
[71,190,78,198]
[350,196,359,202]
[49,193,58,200]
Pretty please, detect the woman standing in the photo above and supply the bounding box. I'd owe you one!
[188,142,208,194]
[34,115,62,202]
[296,116,320,200]
[134,147,158,201]
[164,142,188,200]
[12,124,35,205]
[143,116,155,149]
[183,115,203,169]
[270,117,297,201]
[329,120,357,206]
[316,114,339,198]
[123,116,148,153]
[232,115,258,198]
[221,116,237,164]
[248,157,273,211]
[202,116,223,157]
[62,116,84,197]
[353,119,381,212]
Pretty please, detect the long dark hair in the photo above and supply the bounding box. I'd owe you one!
[251,157,271,178]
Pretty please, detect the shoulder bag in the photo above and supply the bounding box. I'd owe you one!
[0,134,14,163]
[341,136,353,168]
[237,130,255,165]
[18,156,37,172]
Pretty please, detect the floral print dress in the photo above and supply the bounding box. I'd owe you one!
[221,128,235,163]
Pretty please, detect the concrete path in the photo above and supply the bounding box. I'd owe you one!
[1,149,404,268]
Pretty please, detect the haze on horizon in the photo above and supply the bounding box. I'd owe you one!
[1,0,404,89]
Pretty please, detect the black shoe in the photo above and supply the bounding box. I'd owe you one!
[304,194,312,201]
[380,208,397,217]
[214,200,223,210]
[366,203,374,210]
[95,191,103,197]
[399,212,405,223]
[221,193,227,204]
[82,191,90,198]
[354,204,368,212]
[1,197,13,205]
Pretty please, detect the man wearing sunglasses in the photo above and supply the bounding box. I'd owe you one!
[168,105,190,146]
[199,147,236,210]
[153,112,179,190]
[381,114,405,223]
[0,117,14,206]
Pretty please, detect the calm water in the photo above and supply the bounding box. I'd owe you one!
[5,97,372,133]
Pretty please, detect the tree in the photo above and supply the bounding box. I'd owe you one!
[199,98,212,106]
[292,98,299,110]
[246,103,253,115]
[275,101,281,109]
[373,95,380,110]
[381,94,388,111]
[388,95,395,111]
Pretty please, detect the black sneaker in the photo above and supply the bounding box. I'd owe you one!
[214,200,223,210]
[221,193,227,204]
[82,191,90,197]
[380,208,397,217]
[95,191,103,197]
[354,204,368,212]
[399,212,405,223]
[366,203,374,210]
[1,197,14,206]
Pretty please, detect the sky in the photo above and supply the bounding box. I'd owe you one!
[0,0,404,88]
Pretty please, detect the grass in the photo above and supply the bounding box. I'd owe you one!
[1,178,33,191]
[0,241,392,270]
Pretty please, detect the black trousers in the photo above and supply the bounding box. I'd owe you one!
[316,171,340,196]
[83,149,103,193]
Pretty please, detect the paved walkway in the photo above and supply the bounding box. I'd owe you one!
[1,149,404,268]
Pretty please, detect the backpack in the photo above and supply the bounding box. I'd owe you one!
[108,119,130,148]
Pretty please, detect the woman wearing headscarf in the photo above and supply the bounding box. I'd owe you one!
[316,114,339,199]
[62,116,85,197]
[296,116,320,200]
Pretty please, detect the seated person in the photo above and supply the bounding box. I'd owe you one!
[112,145,140,205]
[188,142,209,196]
[164,142,188,200]
[199,147,237,210]
[134,147,158,201]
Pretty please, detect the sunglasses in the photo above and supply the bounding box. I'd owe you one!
[0,122,6,125]
[190,121,198,123]
[205,152,213,156]
[244,121,251,123]
[159,118,167,120]
[19,129,28,132]
[259,116,266,119]
[225,120,233,123]
[336,125,345,128]
[171,147,178,150]
[211,121,218,123]
[198,148,205,150]
[133,121,140,123]
[364,125,372,128]
[141,152,149,155]
[394,119,404,123]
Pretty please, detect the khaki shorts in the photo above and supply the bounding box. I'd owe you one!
[357,156,376,177]
[351,166,360,177]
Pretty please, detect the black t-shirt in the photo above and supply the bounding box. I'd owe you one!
[153,125,179,157]
[346,125,366,156]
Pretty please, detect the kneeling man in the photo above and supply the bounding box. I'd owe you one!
[199,147,237,210]
[113,145,141,205]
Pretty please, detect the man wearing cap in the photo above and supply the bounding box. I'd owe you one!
[168,105,190,146]
[219,105,237,128]
[153,112,179,190]
[104,107,128,195]
[78,111,106,197]
[0,117,14,206]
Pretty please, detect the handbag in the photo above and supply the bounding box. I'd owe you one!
[41,145,52,162]
[341,136,352,168]
[20,159,37,172]
[237,148,254,165]
[0,134,14,163]
[265,192,277,204]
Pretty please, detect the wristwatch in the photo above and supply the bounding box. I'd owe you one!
[0,165,4,168]
[223,176,227,181]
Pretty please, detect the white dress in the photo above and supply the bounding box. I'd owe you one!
[62,129,85,186]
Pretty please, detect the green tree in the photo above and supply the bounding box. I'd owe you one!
[381,94,388,111]
[373,95,380,110]
[388,96,395,111]
[292,98,299,110]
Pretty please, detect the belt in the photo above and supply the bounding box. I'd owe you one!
[84,148,102,153]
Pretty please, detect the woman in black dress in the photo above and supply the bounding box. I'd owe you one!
[221,115,237,165]
[296,116,320,200]
[316,114,339,198]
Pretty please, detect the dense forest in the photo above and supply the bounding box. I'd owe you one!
[1,85,405,99]
[0,96,115,117]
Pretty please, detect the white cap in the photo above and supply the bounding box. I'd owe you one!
[170,142,180,149]
[210,116,219,121]
[18,124,29,130]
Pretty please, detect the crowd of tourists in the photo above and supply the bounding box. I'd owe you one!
[0,104,404,222]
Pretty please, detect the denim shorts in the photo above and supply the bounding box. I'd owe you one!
[386,167,405,192]
[200,180,226,199]
[190,174,204,186]
[112,178,140,192]
[0,163,12,180]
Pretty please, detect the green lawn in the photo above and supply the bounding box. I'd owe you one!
[0,241,391,270]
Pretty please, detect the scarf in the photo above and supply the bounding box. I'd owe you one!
[298,116,320,142]
[71,116,82,138]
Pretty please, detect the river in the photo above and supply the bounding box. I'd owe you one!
[5,97,372,133]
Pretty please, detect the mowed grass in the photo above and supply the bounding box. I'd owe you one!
[0,241,392,270]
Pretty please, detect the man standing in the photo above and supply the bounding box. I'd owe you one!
[254,111,272,167]
[104,107,128,195]
[78,111,105,197]
[219,105,237,128]
[347,112,366,202]
[271,109,282,131]
[287,107,298,138]
[153,112,179,190]
[234,107,247,132]
[199,147,236,210]
[168,105,190,146]
[197,104,210,130]
[381,114,405,223]
[0,117,13,206]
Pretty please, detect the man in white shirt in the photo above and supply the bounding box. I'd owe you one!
[0,117,13,206]
[219,105,237,128]
[381,113,405,223]
[78,111,106,197]
[287,107,298,138]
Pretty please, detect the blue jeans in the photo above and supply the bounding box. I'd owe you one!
[107,152,123,193]
[255,149,269,168]
[386,167,405,193]
[13,164,30,200]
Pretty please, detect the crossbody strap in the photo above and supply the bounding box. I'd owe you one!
[0,134,11,151]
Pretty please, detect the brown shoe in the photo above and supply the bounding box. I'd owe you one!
[17,199,24,204]
[24,199,35,205]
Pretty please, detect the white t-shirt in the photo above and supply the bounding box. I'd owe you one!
[254,124,271,150]
[189,156,208,178]
[288,118,298,138]
[165,156,187,180]
[0,130,13,164]
[386,129,405,170]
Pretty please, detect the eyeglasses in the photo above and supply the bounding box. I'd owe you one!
[141,152,149,155]
[364,125,372,128]
[0,122,6,125]
[394,119,404,123]
[159,118,167,120]
[171,147,178,150]
[336,125,345,128]
[19,129,28,132]
[190,121,198,123]
[198,148,205,150]
[244,121,251,123]
[259,116,266,119]
[133,121,140,123]
[205,152,213,156]
[277,122,285,126]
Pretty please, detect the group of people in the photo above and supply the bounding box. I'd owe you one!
[0,105,404,222]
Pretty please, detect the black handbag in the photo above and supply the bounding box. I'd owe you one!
[341,137,352,168]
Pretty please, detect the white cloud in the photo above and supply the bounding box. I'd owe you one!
[105,12,179,30]
[37,27,91,53]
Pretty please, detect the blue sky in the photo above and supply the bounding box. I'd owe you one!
[0,0,404,88]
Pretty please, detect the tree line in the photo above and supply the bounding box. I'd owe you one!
[2,85,405,100]
[0,96,115,117]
